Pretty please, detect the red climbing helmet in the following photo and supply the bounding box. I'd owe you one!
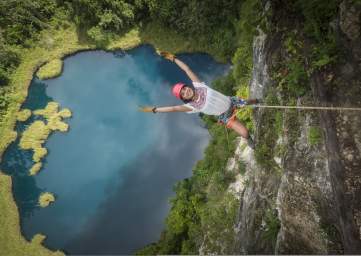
[172,82,185,99]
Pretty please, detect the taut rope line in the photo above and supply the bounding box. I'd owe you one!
[252,105,361,111]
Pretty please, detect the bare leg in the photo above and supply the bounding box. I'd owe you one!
[227,119,249,139]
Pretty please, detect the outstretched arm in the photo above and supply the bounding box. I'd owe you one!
[160,51,201,83]
[174,58,201,83]
[139,105,192,113]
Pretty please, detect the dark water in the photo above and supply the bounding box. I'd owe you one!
[0,45,229,254]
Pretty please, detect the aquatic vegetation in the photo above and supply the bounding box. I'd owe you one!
[33,102,72,132]
[37,59,63,80]
[19,120,50,162]
[38,192,55,208]
[19,102,71,164]
[0,173,64,255]
[16,109,31,122]
[29,162,42,176]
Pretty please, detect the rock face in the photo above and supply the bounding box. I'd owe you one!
[229,0,361,254]
[340,0,361,41]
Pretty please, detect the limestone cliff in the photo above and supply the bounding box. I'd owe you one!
[219,0,361,254]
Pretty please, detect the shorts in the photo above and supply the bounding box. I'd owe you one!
[217,97,247,128]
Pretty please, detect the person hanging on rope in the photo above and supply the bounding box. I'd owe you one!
[139,51,259,149]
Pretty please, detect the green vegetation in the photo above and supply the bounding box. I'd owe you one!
[277,32,309,99]
[0,1,251,253]
[19,120,50,162]
[19,102,71,170]
[294,0,340,72]
[254,89,283,171]
[262,209,281,248]
[33,102,72,132]
[16,109,32,122]
[29,163,43,176]
[37,59,63,80]
[147,0,241,60]
[0,173,64,255]
[38,192,55,208]
[308,126,323,146]
[0,0,347,254]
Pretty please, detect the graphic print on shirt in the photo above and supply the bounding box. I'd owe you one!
[189,87,207,110]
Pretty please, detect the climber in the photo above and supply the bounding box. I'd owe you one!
[139,52,259,149]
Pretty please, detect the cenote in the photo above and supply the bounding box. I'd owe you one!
[0,45,229,254]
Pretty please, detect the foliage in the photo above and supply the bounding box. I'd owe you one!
[293,0,340,42]
[262,209,281,247]
[0,0,57,45]
[19,120,50,162]
[59,0,144,44]
[37,59,63,80]
[29,162,43,176]
[16,109,32,122]
[232,0,263,85]
[293,0,340,71]
[0,173,64,255]
[275,33,309,98]
[254,90,282,170]
[147,0,240,36]
[0,44,20,86]
[146,0,242,59]
[33,102,72,132]
[308,126,323,145]
[38,192,55,207]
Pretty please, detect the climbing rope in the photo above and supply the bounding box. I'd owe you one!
[252,104,361,111]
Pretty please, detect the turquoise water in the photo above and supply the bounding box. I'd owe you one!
[0,45,229,254]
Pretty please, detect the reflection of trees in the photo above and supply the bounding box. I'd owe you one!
[22,78,54,110]
[113,50,126,58]
[13,174,43,219]
[0,76,54,220]
[1,140,43,219]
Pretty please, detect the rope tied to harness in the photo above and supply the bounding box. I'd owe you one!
[251,104,361,111]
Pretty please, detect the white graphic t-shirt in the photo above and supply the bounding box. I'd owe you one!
[184,82,231,116]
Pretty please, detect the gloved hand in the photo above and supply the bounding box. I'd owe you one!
[159,51,175,62]
[138,106,156,113]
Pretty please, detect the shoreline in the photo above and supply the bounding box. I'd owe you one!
[0,22,226,255]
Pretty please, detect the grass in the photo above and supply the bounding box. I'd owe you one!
[17,109,32,122]
[254,90,283,171]
[0,173,64,255]
[19,102,72,163]
[33,102,72,132]
[308,126,323,145]
[19,120,50,162]
[37,59,63,80]
[262,208,281,248]
[29,162,42,176]
[38,192,55,208]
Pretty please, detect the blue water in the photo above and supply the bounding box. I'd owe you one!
[0,45,229,254]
